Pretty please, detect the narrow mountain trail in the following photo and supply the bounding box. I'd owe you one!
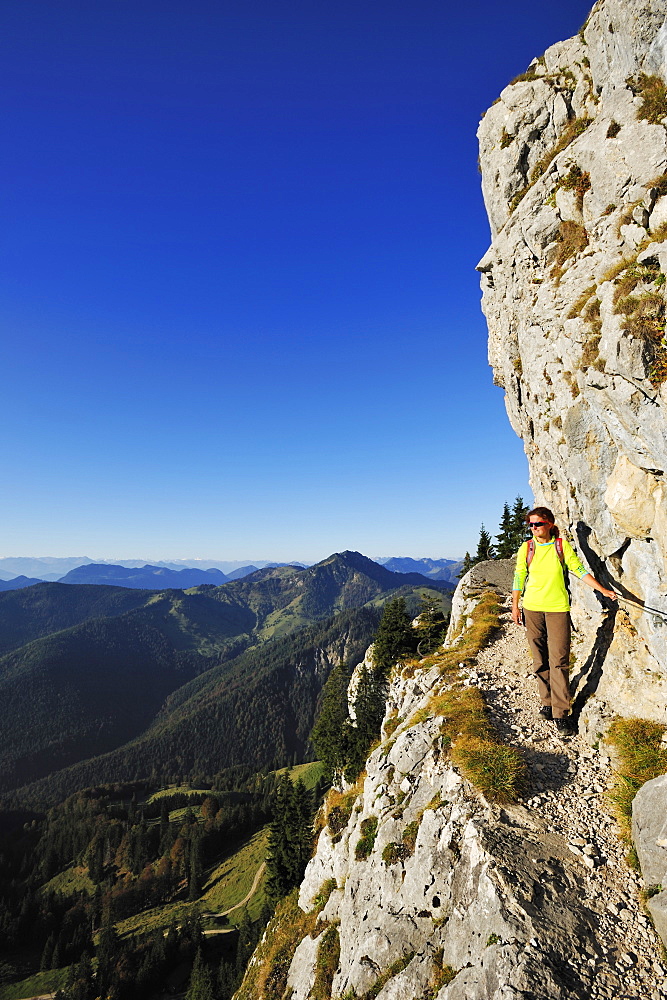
[202,861,267,936]
[219,860,266,917]
[466,598,666,999]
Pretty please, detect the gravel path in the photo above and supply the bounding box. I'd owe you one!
[466,598,667,1000]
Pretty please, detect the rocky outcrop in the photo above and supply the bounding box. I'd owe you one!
[238,583,665,1000]
[633,771,667,943]
[477,0,667,733]
[446,559,514,643]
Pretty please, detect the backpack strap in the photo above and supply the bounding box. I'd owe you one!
[526,536,565,567]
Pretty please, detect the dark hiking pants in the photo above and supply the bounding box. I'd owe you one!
[523,609,571,718]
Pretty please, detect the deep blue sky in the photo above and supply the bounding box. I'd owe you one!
[1,0,592,562]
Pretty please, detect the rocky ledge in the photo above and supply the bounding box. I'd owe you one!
[238,571,666,1000]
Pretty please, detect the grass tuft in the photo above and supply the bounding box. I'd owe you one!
[325,776,364,842]
[567,284,596,318]
[509,117,592,215]
[312,923,340,1000]
[384,712,402,738]
[358,952,416,1000]
[450,737,526,802]
[402,594,526,802]
[418,949,457,999]
[628,74,667,125]
[551,220,589,279]
[312,878,338,912]
[606,717,667,841]
[601,256,635,284]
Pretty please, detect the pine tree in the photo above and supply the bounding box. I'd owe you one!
[40,933,55,971]
[95,906,118,996]
[510,496,530,552]
[311,663,351,784]
[289,780,313,886]
[342,665,387,782]
[218,959,237,1000]
[187,836,203,901]
[495,503,515,559]
[457,552,473,578]
[474,524,494,563]
[415,594,449,654]
[234,911,255,977]
[186,948,214,1000]
[265,774,294,903]
[372,597,415,674]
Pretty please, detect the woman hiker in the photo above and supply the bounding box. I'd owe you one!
[511,506,617,735]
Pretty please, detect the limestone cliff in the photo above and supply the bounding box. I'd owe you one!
[477,0,667,734]
[236,573,665,1000]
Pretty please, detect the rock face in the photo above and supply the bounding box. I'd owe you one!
[633,772,667,942]
[477,0,667,733]
[288,661,605,1000]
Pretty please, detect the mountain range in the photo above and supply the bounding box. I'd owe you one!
[0,555,464,587]
[58,563,230,589]
[379,556,463,582]
[0,557,304,583]
[0,551,451,806]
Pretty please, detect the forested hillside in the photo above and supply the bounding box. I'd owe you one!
[0,556,450,1000]
[9,606,381,809]
[0,765,319,1000]
[0,552,450,805]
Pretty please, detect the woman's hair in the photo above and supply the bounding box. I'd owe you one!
[525,506,559,537]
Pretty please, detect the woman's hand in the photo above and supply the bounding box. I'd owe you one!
[511,605,522,625]
[599,587,617,601]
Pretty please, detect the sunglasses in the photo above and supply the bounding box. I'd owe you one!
[528,521,549,528]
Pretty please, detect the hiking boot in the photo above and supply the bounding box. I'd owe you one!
[539,706,553,720]
[554,716,575,736]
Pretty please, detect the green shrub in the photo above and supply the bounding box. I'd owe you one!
[401,820,420,855]
[558,164,591,210]
[355,816,379,861]
[382,842,410,865]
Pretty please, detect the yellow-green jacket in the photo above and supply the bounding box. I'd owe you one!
[513,538,587,612]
